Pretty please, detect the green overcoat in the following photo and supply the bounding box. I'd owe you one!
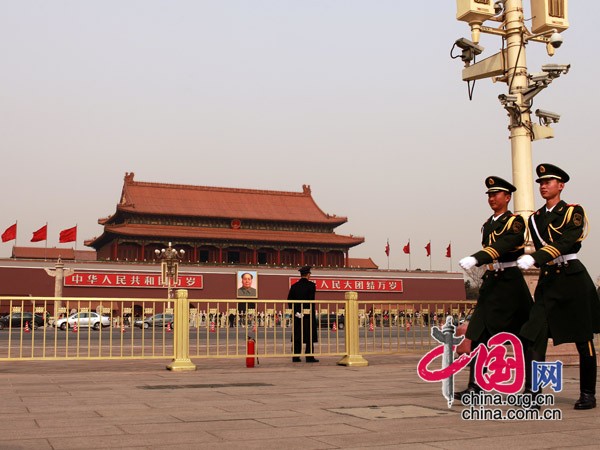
[466,212,533,341]
[520,201,600,345]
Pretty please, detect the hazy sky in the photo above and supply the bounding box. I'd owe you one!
[1,1,599,281]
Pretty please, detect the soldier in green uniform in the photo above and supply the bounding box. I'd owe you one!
[455,176,533,400]
[518,163,600,410]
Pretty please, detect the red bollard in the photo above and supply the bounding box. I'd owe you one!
[246,337,256,368]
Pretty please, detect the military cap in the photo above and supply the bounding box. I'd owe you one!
[299,265,312,275]
[485,176,516,194]
[535,163,570,183]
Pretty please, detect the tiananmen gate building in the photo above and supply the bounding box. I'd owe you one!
[85,172,365,268]
[0,173,466,304]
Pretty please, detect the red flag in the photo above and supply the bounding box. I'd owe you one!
[425,242,431,257]
[59,226,77,243]
[1,223,17,242]
[446,243,452,258]
[403,242,410,254]
[31,224,48,242]
[384,239,390,257]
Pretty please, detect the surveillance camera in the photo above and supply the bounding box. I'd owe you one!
[541,63,570,76]
[549,32,563,49]
[535,109,560,124]
[498,94,518,104]
[453,37,484,66]
[454,37,484,54]
[529,72,551,83]
[493,1,504,15]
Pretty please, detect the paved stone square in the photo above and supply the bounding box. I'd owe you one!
[0,355,597,449]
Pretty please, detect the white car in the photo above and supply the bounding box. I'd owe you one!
[54,312,111,331]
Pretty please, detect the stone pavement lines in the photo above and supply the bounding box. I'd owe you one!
[0,439,54,450]
[0,356,599,449]
[307,427,474,449]
[423,430,600,450]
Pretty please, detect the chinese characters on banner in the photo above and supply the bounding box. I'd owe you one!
[64,272,203,289]
[289,277,403,292]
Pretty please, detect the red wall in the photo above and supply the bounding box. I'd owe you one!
[0,262,466,302]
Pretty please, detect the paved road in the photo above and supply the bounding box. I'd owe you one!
[0,355,598,449]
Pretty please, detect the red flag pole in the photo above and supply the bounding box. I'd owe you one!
[402,239,411,271]
[385,238,390,270]
[45,222,48,261]
[428,240,432,271]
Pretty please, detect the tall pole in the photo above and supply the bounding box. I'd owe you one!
[504,0,535,221]
[455,1,570,256]
[156,242,183,310]
[44,257,74,314]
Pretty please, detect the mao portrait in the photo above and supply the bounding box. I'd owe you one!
[237,271,258,298]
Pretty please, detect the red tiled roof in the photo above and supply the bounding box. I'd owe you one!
[11,247,97,261]
[87,223,364,247]
[346,258,379,269]
[112,172,347,225]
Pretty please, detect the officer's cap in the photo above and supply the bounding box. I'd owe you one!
[535,163,570,183]
[485,176,516,194]
[299,265,312,275]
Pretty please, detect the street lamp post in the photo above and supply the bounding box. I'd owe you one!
[155,242,185,308]
[454,0,570,231]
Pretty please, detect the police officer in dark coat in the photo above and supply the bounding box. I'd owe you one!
[518,163,600,410]
[455,176,533,400]
[288,265,318,363]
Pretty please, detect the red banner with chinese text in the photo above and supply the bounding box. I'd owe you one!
[64,271,203,289]
[289,277,403,292]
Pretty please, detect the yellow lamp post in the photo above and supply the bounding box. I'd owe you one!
[155,242,185,308]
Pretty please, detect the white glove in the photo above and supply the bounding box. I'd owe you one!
[517,255,535,270]
[295,312,302,319]
[459,256,477,270]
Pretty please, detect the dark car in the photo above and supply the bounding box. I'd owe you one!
[318,313,345,330]
[0,312,45,329]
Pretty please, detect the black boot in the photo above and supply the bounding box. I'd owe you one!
[574,391,596,410]
[522,388,542,410]
[574,341,597,410]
